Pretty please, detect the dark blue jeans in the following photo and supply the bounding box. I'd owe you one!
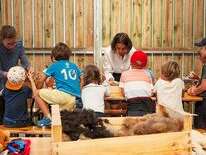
[0,96,4,124]
[3,117,32,128]
[127,97,155,116]
[194,98,206,129]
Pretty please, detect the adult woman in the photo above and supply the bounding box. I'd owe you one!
[103,32,135,82]
[0,25,31,123]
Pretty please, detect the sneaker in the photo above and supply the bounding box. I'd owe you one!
[36,117,51,128]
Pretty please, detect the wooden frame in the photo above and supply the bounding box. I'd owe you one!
[51,104,193,155]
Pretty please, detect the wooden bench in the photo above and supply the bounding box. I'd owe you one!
[0,125,51,137]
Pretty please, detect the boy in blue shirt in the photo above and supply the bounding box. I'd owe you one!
[2,66,32,127]
[28,42,83,127]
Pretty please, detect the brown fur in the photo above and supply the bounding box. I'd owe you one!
[107,113,183,137]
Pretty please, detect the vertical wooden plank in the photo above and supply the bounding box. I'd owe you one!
[13,0,22,39]
[142,0,152,48]
[153,54,163,79]
[162,0,173,48]
[183,54,195,76]
[173,53,183,76]
[2,0,12,25]
[76,0,84,48]
[193,0,204,42]
[102,0,111,46]
[44,0,53,48]
[55,0,64,43]
[84,0,94,50]
[23,0,32,48]
[121,0,132,36]
[184,0,193,48]
[132,0,142,48]
[110,0,121,38]
[34,0,43,48]
[153,0,162,48]
[65,0,74,48]
[174,0,183,48]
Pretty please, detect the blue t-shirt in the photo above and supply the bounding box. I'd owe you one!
[44,60,82,97]
[2,86,32,125]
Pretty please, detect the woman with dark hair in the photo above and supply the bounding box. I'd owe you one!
[0,25,32,124]
[103,32,135,82]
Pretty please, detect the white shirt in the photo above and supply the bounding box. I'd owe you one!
[81,83,110,113]
[103,46,136,81]
[154,78,185,111]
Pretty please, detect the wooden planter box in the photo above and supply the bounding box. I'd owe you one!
[51,104,193,155]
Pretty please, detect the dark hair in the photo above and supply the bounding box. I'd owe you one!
[60,109,113,141]
[0,25,16,41]
[161,61,180,81]
[51,42,72,61]
[111,32,132,53]
[83,64,101,87]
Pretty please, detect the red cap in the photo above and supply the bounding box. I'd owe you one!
[130,50,147,68]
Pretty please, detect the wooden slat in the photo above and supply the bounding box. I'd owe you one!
[102,0,111,46]
[121,0,132,36]
[51,105,62,143]
[184,0,193,48]
[23,0,32,47]
[55,0,64,43]
[1,0,12,25]
[132,0,142,48]
[65,0,74,48]
[53,131,191,155]
[193,0,205,42]
[84,0,93,50]
[153,0,162,48]
[44,0,53,47]
[174,0,183,48]
[34,0,43,48]
[110,0,121,38]
[76,0,84,48]
[142,0,152,48]
[162,0,173,48]
[13,0,22,39]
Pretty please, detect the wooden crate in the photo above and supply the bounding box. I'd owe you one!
[51,104,193,155]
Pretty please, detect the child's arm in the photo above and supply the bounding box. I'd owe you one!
[27,72,38,97]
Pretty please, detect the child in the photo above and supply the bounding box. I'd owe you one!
[119,50,154,116]
[81,64,110,117]
[154,61,185,111]
[28,42,83,127]
[2,66,32,127]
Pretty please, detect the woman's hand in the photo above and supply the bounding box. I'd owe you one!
[187,86,197,96]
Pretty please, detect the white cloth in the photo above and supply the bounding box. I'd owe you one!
[103,46,136,81]
[81,83,110,113]
[154,78,185,111]
[121,81,154,99]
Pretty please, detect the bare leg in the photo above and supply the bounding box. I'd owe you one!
[34,91,50,117]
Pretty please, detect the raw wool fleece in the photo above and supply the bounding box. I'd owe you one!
[60,110,113,141]
[114,113,183,137]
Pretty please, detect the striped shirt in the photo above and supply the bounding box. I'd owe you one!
[119,69,154,99]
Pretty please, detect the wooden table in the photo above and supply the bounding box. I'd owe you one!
[105,88,203,116]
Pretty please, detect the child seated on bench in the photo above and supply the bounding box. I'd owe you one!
[28,42,83,127]
[119,50,154,116]
[81,64,110,117]
[2,66,32,127]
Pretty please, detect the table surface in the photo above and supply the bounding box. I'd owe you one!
[105,92,203,102]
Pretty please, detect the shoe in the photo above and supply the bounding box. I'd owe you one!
[36,117,51,128]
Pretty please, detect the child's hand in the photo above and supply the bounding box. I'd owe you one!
[27,72,34,81]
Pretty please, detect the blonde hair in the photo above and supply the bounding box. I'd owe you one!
[161,61,180,81]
